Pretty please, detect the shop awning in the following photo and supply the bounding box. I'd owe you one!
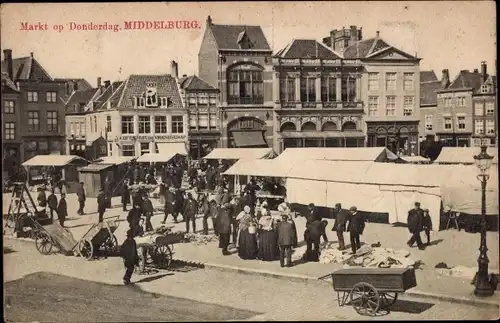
[204,148,275,160]
[78,164,114,173]
[156,142,188,156]
[136,153,181,163]
[275,147,399,162]
[97,156,136,165]
[232,131,268,147]
[435,147,498,164]
[22,155,88,167]
[223,158,296,177]
[399,155,431,163]
[280,131,365,138]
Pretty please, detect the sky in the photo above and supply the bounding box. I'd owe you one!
[1,1,496,87]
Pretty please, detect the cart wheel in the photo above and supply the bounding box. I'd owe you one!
[380,292,398,307]
[350,282,380,316]
[104,234,118,253]
[78,240,94,260]
[35,231,53,255]
[153,244,172,269]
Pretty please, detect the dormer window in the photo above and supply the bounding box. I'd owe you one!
[134,96,145,108]
[237,31,254,50]
[481,84,491,93]
[160,97,169,107]
[145,87,158,107]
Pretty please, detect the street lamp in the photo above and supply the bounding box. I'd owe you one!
[473,138,495,297]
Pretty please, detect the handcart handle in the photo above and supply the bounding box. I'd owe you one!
[318,273,334,281]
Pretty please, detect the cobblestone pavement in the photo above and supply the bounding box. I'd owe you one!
[4,238,499,321]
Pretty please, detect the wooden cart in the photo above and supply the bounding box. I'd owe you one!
[76,216,120,260]
[33,219,78,256]
[134,229,185,273]
[319,267,417,316]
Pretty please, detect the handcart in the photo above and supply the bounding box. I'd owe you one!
[31,217,78,256]
[318,267,417,316]
[76,215,120,260]
[134,227,185,272]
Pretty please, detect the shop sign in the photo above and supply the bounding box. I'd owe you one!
[119,134,186,142]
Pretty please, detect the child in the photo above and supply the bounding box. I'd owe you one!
[422,208,433,245]
[120,229,139,285]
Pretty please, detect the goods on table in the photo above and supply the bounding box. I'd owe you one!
[135,233,163,246]
[184,233,218,245]
[436,265,499,280]
[129,184,157,193]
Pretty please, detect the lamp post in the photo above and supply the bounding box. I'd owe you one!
[473,138,495,297]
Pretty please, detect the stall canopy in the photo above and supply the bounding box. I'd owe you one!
[232,131,268,147]
[223,158,296,177]
[399,156,431,164]
[156,142,188,156]
[137,152,183,163]
[203,148,275,160]
[275,147,400,163]
[22,155,88,167]
[97,156,136,165]
[434,147,498,164]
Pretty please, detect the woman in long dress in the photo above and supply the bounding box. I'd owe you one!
[236,205,258,260]
[258,208,279,261]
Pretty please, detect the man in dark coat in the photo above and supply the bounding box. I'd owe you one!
[57,193,68,227]
[332,203,351,250]
[127,203,142,237]
[120,229,139,285]
[347,206,365,254]
[121,180,131,211]
[103,176,113,208]
[162,187,177,224]
[142,195,154,232]
[229,196,243,244]
[37,186,47,209]
[174,188,185,222]
[407,202,425,250]
[221,188,231,206]
[245,178,261,216]
[305,203,328,243]
[97,188,107,223]
[183,192,198,233]
[422,208,433,245]
[216,203,232,255]
[205,166,215,191]
[277,214,297,267]
[47,189,58,220]
[76,182,86,215]
[305,219,325,262]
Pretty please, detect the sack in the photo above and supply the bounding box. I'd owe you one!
[248,225,257,234]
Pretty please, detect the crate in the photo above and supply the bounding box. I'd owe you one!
[331,267,417,293]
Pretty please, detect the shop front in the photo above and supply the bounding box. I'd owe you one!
[227,117,269,148]
[437,133,472,147]
[280,131,365,152]
[366,121,419,156]
[188,130,220,159]
[115,134,188,157]
[23,137,65,161]
[3,143,21,173]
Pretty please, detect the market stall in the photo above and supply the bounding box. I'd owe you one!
[96,156,137,197]
[78,164,117,198]
[275,147,400,163]
[203,148,276,160]
[434,147,498,165]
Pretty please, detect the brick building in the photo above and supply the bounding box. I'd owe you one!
[472,66,497,147]
[1,49,67,165]
[198,16,274,149]
[272,39,365,153]
[419,70,450,140]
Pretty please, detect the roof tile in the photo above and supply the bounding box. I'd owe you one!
[275,39,340,59]
[65,88,99,113]
[420,71,438,82]
[210,24,271,51]
[420,81,442,106]
[180,75,217,91]
[448,70,485,91]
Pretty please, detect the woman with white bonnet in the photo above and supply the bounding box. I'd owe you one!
[257,203,279,261]
[236,205,258,260]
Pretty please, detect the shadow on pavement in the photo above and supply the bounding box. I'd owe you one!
[389,299,434,314]
[4,246,16,254]
[134,273,173,283]
[428,239,444,246]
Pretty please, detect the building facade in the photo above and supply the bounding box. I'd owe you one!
[435,64,487,147]
[2,72,22,172]
[472,70,497,147]
[85,74,188,157]
[1,49,67,163]
[198,16,274,149]
[272,39,365,153]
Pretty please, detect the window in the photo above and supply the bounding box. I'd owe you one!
[209,114,218,128]
[74,122,80,136]
[403,96,414,116]
[209,97,217,105]
[155,116,168,133]
[457,116,466,129]
[122,144,135,157]
[47,111,58,132]
[368,96,379,116]
[403,73,414,91]
[4,122,15,139]
[94,116,98,132]
[27,111,39,132]
[79,122,85,136]
[106,116,112,132]
[140,143,150,155]
[171,116,183,134]
[475,120,484,135]
[27,91,38,102]
[145,88,158,107]
[444,117,452,130]
[279,77,296,102]
[457,97,466,106]
[425,114,433,131]
[121,116,134,134]
[385,96,396,116]
[385,73,396,91]
[474,103,484,116]
[444,97,452,107]
[198,97,209,106]
[138,116,151,133]
[4,100,14,114]
[160,97,168,107]
[481,84,491,93]
[341,75,356,102]
[368,73,379,91]
[227,68,264,104]
[46,91,57,103]
[108,143,113,156]
[188,97,196,106]
[486,102,495,116]
[486,120,495,135]
[321,77,336,102]
[300,77,316,102]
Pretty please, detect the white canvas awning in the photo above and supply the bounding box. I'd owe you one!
[399,155,431,163]
[435,147,498,164]
[156,142,188,156]
[97,156,136,165]
[137,153,180,163]
[275,147,399,163]
[203,148,275,160]
[22,155,88,167]
[223,158,295,177]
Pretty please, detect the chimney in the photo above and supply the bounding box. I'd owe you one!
[97,77,102,88]
[376,31,380,38]
[65,82,70,96]
[207,15,212,26]
[73,81,78,91]
[441,69,450,89]
[182,74,187,77]
[104,80,111,88]
[357,27,363,40]
[473,68,479,73]
[481,61,487,82]
[3,49,13,80]
[171,60,179,78]
[30,52,34,58]
[350,25,358,42]
[330,29,337,51]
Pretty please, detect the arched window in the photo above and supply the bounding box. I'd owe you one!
[342,121,357,131]
[301,122,317,132]
[227,64,263,105]
[280,122,296,132]
[322,122,337,131]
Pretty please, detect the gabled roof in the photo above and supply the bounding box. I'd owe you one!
[1,55,52,81]
[447,70,486,91]
[1,72,19,92]
[420,71,438,82]
[209,24,271,51]
[101,74,183,110]
[90,81,123,111]
[474,74,497,94]
[179,75,217,91]
[420,80,442,106]
[54,78,92,90]
[65,88,99,113]
[343,37,417,60]
[274,39,341,59]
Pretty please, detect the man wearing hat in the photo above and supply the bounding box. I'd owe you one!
[332,203,351,251]
[216,203,232,255]
[120,229,139,285]
[305,203,328,243]
[347,206,365,254]
[76,182,86,215]
[407,202,425,250]
[97,188,107,223]
[162,186,177,224]
[277,213,296,267]
[422,208,433,245]
[183,192,198,233]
